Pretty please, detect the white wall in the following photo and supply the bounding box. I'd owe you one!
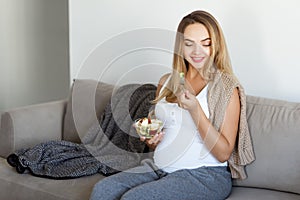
[70,0,300,102]
[0,0,69,111]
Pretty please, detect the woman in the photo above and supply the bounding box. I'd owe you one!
[90,10,255,200]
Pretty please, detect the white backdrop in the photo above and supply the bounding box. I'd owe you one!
[69,0,300,102]
[0,0,69,111]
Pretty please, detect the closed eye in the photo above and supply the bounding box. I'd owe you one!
[202,43,211,47]
[184,42,193,47]
[184,38,194,47]
[201,38,211,47]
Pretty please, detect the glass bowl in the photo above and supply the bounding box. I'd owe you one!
[133,118,164,138]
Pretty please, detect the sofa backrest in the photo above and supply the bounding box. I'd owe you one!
[63,79,115,143]
[64,80,300,194]
[0,100,67,158]
[233,95,300,194]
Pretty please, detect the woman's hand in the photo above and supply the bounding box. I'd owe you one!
[140,131,164,150]
[177,90,199,111]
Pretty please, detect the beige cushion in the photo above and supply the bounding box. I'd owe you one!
[63,79,114,143]
[0,158,105,200]
[0,100,66,158]
[227,187,300,200]
[233,95,300,194]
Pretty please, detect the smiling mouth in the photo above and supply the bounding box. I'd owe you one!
[191,57,204,63]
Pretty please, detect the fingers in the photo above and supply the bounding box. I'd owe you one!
[184,90,190,99]
[140,136,146,142]
[177,91,189,105]
[177,94,184,107]
[149,132,163,144]
[142,132,164,149]
[178,90,195,109]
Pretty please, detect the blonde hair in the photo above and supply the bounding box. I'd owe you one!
[153,10,233,103]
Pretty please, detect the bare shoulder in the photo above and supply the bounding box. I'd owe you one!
[229,87,240,106]
[156,73,171,97]
[227,87,241,118]
[158,73,171,86]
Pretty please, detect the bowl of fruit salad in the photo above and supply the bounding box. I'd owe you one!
[133,117,164,138]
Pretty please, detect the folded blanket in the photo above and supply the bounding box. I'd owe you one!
[7,140,108,178]
[7,83,157,179]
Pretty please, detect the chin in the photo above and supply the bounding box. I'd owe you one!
[190,63,205,70]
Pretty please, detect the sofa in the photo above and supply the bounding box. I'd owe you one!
[0,79,299,200]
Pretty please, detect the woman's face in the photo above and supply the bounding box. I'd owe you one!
[183,23,211,70]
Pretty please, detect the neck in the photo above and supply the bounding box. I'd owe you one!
[185,67,207,95]
[187,67,205,83]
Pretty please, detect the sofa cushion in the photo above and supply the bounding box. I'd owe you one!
[0,100,66,158]
[63,79,114,143]
[233,95,300,194]
[0,158,104,200]
[227,187,300,200]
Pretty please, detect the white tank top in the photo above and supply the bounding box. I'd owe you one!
[153,77,227,173]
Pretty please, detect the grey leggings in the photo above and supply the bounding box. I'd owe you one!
[90,159,232,200]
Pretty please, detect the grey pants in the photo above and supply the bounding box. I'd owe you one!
[90,159,232,200]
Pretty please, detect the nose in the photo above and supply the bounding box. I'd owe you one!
[192,44,204,55]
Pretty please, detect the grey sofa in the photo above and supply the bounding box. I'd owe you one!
[0,79,299,200]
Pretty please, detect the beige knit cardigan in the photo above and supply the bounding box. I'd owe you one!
[207,70,255,179]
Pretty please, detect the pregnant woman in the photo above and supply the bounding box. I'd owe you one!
[90,10,255,200]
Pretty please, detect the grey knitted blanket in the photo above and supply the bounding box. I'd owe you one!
[7,83,157,179]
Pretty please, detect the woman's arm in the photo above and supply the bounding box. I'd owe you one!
[140,73,170,150]
[179,88,240,162]
[155,73,171,98]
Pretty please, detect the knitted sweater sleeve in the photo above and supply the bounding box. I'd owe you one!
[208,71,255,179]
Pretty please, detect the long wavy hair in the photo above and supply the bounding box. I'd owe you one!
[153,10,233,103]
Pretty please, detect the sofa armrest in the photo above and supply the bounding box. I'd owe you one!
[0,100,67,158]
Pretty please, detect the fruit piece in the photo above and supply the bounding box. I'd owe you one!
[149,130,157,136]
[179,72,185,85]
[134,117,163,139]
[141,118,148,126]
[179,72,185,78]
